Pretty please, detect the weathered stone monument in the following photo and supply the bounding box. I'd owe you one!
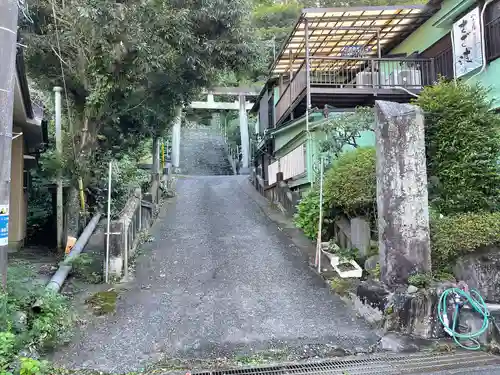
[374,101,431,287]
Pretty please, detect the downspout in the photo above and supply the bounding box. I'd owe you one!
[467,0,495,82]
[45,213,102,293]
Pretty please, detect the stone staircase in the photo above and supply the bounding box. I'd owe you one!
[179,125,233,176]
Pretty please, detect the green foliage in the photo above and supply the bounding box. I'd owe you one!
[0,332,15,369]
[22,0,262,224]
[323,147,376,217]
[415,80,500,214]
[327,241,358,261]
[0,263,74,371]
[294,189,322,239]
[318,107,374,162]
[68,254,102,284]
[371,263,381,279]
[19,358,50,375]
[431,212,500,264]
[407,272,432,288]
[329,277,354,297]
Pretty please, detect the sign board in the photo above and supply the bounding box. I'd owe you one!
[341,45,371,58]
[0,205,9,246]
[453,7,483,78]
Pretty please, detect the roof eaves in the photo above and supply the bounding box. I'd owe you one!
[15,43,34,120]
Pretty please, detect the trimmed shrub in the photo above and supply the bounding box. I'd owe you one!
[431,212,500,264]
[323,147,376,217]
[416,80,500,214]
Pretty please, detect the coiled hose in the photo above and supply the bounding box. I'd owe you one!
[438,288,490,350]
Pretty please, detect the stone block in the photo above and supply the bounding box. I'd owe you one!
[454,246,500,302]
[107,220,124,278]
[374,101,431,286]
[350,217,371,257]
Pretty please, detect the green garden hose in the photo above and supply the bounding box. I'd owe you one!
[438,287,490,350]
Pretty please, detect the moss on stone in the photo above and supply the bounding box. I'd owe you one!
[85,290,118,315]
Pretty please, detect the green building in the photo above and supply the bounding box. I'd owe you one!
[252,0,500,192]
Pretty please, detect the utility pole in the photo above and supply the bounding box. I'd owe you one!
[0,0,19,289]
[54,87,63,250]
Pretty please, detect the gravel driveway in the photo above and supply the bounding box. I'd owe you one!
[53,127,378,373]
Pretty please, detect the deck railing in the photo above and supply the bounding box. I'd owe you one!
[275,62,307,125]
[434,47,454,80]
[274,56,436,126]
[309,57,435,89]
[486,16,500,62]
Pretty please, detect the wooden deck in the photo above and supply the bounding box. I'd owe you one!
[274,56,436,127]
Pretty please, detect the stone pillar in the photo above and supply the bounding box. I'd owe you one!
[239,94,250,172]
[374,101,431,287]
[210,113,218,128]
[350,217,371,257]
[171,106,182,171]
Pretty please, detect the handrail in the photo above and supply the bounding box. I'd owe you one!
[309,56,433,63]
[275,60,307,108]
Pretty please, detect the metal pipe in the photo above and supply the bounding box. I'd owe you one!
[45,214,102,293]
[54,86,63,250]
[467,0,495,82]
[376,30,381,59]
[105,162,112,283]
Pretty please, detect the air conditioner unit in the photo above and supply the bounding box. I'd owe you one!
[390,69,422,88]
[355,72,385,88]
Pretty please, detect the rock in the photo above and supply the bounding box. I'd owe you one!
[13,311,27,333]
[407,285,418,294]
[364,255,378,273]
[356,279,390,312]
[454,245,500,302]
[379,333,421,353]
[383,282,455,340]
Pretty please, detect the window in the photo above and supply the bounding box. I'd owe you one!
[421,34,454,80]
[486,0,500,61]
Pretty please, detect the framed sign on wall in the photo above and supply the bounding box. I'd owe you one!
[452,7,484,78]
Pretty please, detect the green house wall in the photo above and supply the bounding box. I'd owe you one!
[390,0,500,109]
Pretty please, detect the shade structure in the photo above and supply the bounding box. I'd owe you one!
[270,4,438,76]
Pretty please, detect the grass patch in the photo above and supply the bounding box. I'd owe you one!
[85,290,118,316]
[329,277,355,297]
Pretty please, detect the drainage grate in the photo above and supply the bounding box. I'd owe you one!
[193,352,500,375]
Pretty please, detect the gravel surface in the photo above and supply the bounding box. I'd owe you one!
[53,127,378,373]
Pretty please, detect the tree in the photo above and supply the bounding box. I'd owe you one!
[22,0,261,235]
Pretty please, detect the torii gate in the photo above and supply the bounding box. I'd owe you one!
[173,86,259,173]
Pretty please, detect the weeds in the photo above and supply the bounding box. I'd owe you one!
[0,263,75,373]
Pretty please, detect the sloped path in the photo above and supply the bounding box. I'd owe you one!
[53,176,379,373]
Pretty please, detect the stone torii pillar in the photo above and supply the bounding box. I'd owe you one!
[171,106,182,172]
[239,94,250,172]
[374,101,431,287]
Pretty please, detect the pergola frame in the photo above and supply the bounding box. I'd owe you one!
[268,4,439,129]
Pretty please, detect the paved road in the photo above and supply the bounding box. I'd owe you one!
[54,175,379,372]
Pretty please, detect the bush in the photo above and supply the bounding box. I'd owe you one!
[323,147,376,217]
[0,263,75,371]
[416,80,500,214]
[294,189,322,240]
[431,212,500,264]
